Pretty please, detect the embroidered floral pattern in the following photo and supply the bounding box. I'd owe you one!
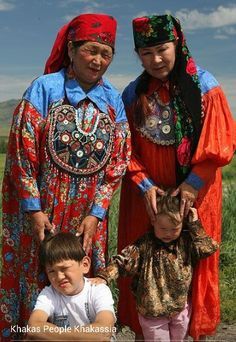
[186,57,197,76]
[98,222,218,317]
[137,91,175,145]
[172,96,194,175]
[47,103,115,175]
[89,32,115,47]
[176,137,192,166]
[133,15,176,49]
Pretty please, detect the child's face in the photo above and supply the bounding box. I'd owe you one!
[45,257,90,296]
[153,213,183,243]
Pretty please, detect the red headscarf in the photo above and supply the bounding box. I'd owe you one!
[44,13,117,74]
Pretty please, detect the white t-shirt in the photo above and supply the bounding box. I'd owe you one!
[34,277,115,327]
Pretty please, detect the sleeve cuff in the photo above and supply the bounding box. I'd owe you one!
[95,272,109,284]
[20,198,41,212]
[90,204,107,220]
[185,172,204,190]
[138,178,155,194]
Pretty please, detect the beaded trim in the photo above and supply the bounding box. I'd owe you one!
[137,92,175,145]
[47,104,115,175]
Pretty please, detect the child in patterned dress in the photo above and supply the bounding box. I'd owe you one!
[94,192,219,341]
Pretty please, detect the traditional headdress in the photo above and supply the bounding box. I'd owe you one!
[44,13,117,74]
[132,14,203,183]
[133,14,178,49]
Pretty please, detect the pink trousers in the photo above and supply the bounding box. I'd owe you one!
[138,302,191,341]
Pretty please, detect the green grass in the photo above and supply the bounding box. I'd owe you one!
[0,153,6,226]
[108,187,121,306]
[220,184,236,323]
[0,153,6,182]
[222,154,236,183]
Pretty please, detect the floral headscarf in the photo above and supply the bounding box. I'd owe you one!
[44,13,117,74]
[133,14,178,49]
[133,14,203,183]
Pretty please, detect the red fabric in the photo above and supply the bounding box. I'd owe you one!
[188,86,236,338]
[117,85,236,339]
[0,98,131,340]
[44,13,117,74]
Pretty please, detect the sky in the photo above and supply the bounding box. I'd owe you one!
[0,0,235,115]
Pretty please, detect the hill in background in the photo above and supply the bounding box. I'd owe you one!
[0,99,20,136]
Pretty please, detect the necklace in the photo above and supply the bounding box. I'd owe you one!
[75,102,100,136]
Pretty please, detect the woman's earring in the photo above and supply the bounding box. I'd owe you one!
[67,57,75,79]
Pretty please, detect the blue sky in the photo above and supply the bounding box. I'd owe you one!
[0,0,235,115]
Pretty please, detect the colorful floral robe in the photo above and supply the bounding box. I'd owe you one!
[117,66,236,339]
[0,68,131,340]
[99,221,219,318]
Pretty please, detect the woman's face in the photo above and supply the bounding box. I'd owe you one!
[138,41,177,81]
[68,41,113,91]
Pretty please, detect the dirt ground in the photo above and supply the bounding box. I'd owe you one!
[116,323,236,341]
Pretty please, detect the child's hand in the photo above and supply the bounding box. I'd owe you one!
[188,208,198,222]
[89,277,107,285]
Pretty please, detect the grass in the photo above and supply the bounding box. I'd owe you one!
[0,153,5,184]
[220,155,236,322]
[108,187,121,306]
[0,154,6,226]
[222,154,236,184]
[220,184,236,323]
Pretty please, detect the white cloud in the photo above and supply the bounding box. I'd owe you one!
[106,73,136,92]
[0,0,14,11]
[225,26,236,34]
[0,75,31,101]
[60,0,92,5]
[64,1,102,20]
[133,11,149,19]
[60,0,100,8]
[217,26,236,35]
[80,4,101,12]
[217,77,236,116]
[134,9,172,19]
[175,5,236,30]
[214,34,228,40]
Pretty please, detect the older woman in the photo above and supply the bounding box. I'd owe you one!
[0,13,131,340]
[117,14,235,341]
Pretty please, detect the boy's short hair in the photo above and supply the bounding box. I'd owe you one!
[39,232,86,269]
[156,189,181,223]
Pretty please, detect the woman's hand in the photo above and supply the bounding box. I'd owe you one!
[28,211,54,241]
[172,182,198,217]
[144,186,165,223]
[188,207,198,222]
[77,215,99,255]
[89,277,107,286]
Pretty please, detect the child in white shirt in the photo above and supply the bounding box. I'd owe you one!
[27,232,116,341]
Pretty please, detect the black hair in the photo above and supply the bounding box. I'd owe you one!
[39,232,86,270]
[156,189,182,224]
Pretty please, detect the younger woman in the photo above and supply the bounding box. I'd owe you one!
[118,14,235,340]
